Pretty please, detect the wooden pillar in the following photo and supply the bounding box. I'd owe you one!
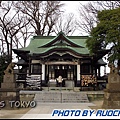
[73,65,77,87]
[42,64,45,80]
[98,66,100,77]
[28,56,31,75]
[104,65,106,74]
[77,64,80,80]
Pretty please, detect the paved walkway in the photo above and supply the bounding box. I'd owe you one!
[19,89,103,119]
[20,102,96,119]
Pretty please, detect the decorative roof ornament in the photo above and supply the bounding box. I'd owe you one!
[58,31,65,35]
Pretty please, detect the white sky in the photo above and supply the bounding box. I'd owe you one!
[61,1,89,36]
[61,1,88,10]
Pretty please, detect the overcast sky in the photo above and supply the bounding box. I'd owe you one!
[61,1,88,14]
[61,1,88,11]
[60,1,89,36]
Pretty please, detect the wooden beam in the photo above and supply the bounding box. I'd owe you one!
[45,61,78,65]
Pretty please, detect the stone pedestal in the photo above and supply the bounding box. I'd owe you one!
[1,73,16,89]
[0,89,20,109]
[0,63,20,109]
[102,63,120,109]
[102,89,120,109]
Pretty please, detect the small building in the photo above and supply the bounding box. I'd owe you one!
[13,32,108,89]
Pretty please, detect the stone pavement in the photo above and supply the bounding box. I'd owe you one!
[19,89,103,119]
[20,102,96,119]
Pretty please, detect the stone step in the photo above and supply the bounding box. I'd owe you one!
[34,91,89,103]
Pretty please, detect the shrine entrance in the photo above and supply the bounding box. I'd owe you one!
[55,65,67,78]
[45,61,78,87]
[47,64,77,80]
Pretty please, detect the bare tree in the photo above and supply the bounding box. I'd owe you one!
[76,1,120,35]
[18,25,34,48]
[0,1,30,62]
[53,13,77,36]
[14,1,64,36]
[96,1,120,10]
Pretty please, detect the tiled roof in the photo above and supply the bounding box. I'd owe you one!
[18,32,89,56]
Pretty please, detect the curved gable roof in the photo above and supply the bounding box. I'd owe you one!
[39,32,85,48]
[13,32,90,58]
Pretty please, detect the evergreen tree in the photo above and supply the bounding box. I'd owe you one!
[86,8,120,67]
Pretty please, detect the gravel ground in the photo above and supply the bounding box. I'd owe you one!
[0,107,31,119]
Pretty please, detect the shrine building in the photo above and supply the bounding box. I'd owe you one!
[13,31,108,89]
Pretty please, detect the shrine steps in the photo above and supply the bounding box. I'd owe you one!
[34,91,89,103]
